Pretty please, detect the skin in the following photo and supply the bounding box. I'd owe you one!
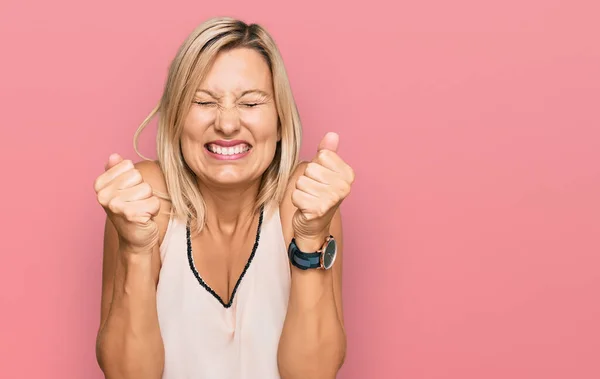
[94,47,354,379]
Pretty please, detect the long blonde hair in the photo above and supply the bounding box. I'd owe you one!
[133,17,302,232]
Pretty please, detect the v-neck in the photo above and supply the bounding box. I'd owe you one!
[185,207,264,309]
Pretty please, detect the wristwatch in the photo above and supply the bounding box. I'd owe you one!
[288,235,338,270]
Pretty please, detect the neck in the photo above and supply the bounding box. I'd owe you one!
[197,178,262,235]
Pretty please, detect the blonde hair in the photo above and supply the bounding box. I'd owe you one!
[133,17,302,233]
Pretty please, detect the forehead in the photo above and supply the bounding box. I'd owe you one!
[199,47,273,94]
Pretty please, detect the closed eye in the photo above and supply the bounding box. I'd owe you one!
[194,101,217,106]
[241,103,259,108]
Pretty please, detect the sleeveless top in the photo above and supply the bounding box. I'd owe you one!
[156,207,291,379]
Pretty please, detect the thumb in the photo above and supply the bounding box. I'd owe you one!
[105,153,123,171]
[317,132,339,153]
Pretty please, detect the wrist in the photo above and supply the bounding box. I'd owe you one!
[289,231,338,271]
[293,230,330,252]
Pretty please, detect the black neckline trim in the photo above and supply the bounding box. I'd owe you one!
[186,206,264,309]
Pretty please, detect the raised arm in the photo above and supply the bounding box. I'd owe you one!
[278,132,354,379]
[94,155,170,379]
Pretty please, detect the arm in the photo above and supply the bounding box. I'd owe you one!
[95,160,170,379]
[277,161,348,379]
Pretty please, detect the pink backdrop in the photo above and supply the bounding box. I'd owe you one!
[1,0,599,378]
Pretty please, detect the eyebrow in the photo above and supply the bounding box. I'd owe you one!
[239,89,271,97]
[195,89,221,98]
[195,89,271,98]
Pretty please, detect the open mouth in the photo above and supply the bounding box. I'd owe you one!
[204,142,252,157]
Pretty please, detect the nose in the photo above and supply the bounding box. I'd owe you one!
[214,105,241,136]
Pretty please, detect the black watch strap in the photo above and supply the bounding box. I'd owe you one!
[288,238,321,270]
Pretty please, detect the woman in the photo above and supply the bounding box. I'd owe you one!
[93,16,355,379]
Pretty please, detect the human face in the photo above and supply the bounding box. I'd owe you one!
[180,47,280,188]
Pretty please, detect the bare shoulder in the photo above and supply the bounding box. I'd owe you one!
[134,159,166,190]
[279,161,309,244]
[133,159,172,244]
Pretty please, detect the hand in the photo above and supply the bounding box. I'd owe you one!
[291,132,355,244]
[94,153,161,254]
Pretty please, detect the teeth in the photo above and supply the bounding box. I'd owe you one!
[208,144,250,155]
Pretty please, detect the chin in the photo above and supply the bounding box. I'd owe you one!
[206,167,256,187]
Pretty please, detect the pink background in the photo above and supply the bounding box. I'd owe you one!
[1,0,599,378]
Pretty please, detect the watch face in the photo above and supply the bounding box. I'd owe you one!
[322,239,337,269]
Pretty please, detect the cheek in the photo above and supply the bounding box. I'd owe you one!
[180,110,211,166]
[243,108,279,141]
[182,108,213,139]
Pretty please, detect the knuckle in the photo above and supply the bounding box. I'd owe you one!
[150,196,161,211]
[316,150,328,162]
[107,197,121,214]
[318,203,329,217]
[308,162,320,171]
[327,193,340,208]
[123,206,137,222]
[93,176,103,193]
[295,175,307,188]
[140,182,153,197]
[306,162,319,177]
[130,169,143,183]
[96,188,110,206]
[331,191,342,203]
[341,181,351,196]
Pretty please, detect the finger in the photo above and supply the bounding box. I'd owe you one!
[303,162,337,185]
[291,188,333,221]
[317,132,339,153]
[295,175,329,198]
[96,170,144,206]
[119,182,154,202]
[105,153,123,171]
[291,187,318,212]
[313,149,345,172]
[138,196,161,219]
[314,150,355,184]
[108,196,161,224]
[94,158,134,192]
[113,169,144,190]
[297,172,348,209]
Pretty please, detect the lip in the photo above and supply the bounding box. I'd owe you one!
[206,139,252,147]
[204,145,251,161]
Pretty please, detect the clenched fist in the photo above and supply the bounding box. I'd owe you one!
[94,153,161,254]
[292,132,355,240]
